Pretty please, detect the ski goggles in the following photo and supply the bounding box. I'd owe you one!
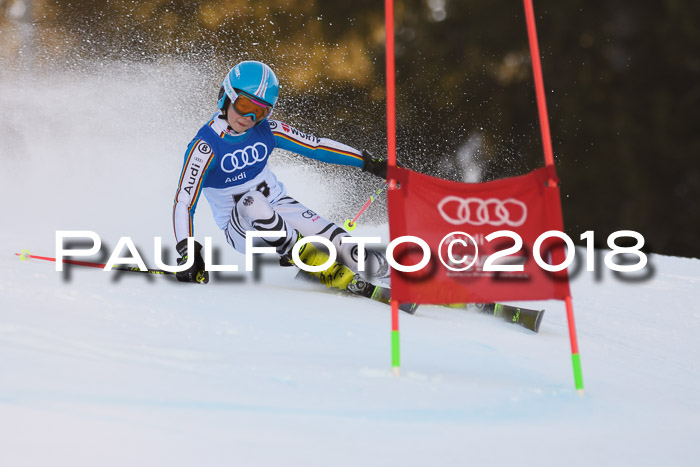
[232,92,272,122]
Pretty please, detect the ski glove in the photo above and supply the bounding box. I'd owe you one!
[175,239,209,284]
[361,150,403,180]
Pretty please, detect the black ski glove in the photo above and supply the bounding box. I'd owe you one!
[361,150,403,180]
[175,239,209,284]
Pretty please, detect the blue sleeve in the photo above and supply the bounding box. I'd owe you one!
[269,120,364,168]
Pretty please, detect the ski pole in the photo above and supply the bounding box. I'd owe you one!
[15,249,174,276]
[344,182,388,231]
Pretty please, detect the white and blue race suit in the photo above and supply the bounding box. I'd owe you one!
[172,112,390,282]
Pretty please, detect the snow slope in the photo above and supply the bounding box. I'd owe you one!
[2,62,700,467]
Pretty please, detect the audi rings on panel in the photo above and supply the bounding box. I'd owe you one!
[437,196,528,227]
[220,142,269,173]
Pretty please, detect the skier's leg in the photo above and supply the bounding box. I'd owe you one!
[225,191,355,290]
[225,190,298,255]
[272,196,391,286]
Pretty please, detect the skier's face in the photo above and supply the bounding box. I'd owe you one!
[227,101,256,133]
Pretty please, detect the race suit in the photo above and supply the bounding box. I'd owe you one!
[172,112,390,282]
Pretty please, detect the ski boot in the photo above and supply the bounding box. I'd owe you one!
[284,240,356,291]
[284,239,419,314]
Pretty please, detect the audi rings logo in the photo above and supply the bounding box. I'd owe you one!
[221,143,269,173]
[437,196,528,227]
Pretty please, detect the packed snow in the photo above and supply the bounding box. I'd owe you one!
[1,62,699,467]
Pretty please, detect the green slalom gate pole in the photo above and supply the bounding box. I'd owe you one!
[565,296,585,394]
[391,300,401,376]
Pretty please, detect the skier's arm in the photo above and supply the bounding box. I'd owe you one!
[270,120,365,168]
[270,120,392,179]
[172,139,215,243]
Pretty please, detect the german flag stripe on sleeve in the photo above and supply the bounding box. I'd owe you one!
[174,139,203,199]
[173,139,214,240]
[273,131,364,163]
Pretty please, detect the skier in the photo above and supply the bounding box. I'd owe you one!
[172,60,392,293]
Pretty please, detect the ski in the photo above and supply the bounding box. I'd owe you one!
[294,269,419,314]
[346,274,419,314]
[443,302,544,333]
[295,270,543,331]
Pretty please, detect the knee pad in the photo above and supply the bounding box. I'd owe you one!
[235,190,297,255]
[235,190,276,226]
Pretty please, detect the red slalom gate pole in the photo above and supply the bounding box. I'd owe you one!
[523,0,555,168]
[385,0,400,376]
[523,0,584,394]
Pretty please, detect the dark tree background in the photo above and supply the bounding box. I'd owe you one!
[2,0,698,257]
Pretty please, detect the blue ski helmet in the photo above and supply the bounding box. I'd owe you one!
[217,61,279,114]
